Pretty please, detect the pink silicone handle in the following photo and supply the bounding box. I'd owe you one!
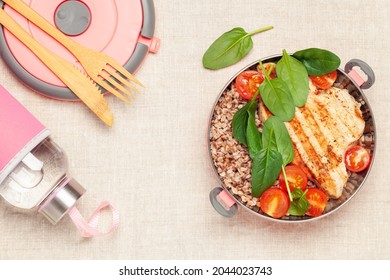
[209,187,238,217]
[218,189,236,208]
[344,59,375,89]
[347,69,365,87]
[0,85,46,172]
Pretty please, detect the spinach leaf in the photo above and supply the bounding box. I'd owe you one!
[259,75,295,122]
[247,92,259,113]
[276,50,309,107]
[251,147,283,197]
[262,116,294,166]
[246,111,262,159]
[232,102,250,146]
[288,189,309,216]
[232,90,259,147]
[202,26,273,70]
[293,48,341,76]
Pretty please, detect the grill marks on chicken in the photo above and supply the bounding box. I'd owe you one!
[260,86,365,198]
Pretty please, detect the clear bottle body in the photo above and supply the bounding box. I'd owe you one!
[0,137,68,210]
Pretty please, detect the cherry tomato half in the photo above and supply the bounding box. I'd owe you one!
[305,188,328,217]
[279,165,308,193]
[345,145,370,172]
[310,70,338,90]
[235,70,264,100]
[257,62,277,79]
[260,188,290,218]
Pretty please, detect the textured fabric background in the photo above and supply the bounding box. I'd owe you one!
[0,0,389,259]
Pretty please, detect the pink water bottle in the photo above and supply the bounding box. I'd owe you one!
[0,85,118,237]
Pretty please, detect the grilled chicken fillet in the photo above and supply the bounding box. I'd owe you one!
[259,86,365,198]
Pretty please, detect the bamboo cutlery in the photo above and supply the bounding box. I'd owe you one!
[0,0,143,126]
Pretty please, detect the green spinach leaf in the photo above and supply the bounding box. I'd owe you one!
[232,90,260,147]
[288,189,309,216]
[293,48,340,76]
[232,102,250,146]
[276,50,309,107]
[202,26,273,70]
[262,116,294,166]
[259,76,295,122]
[246,103,262,158]
[251,130,283,197]
[246,92,259,113]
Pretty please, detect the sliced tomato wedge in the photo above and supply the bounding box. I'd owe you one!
[305,188,328,217]
[260,188,290,218]
[235,70,264,100]
[345,145,370,172]
[279,165,308,193]
[310,70,338,90]
[257,62,277,79]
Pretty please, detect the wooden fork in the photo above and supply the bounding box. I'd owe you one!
[3,0,143,104]
[0,8,114,126]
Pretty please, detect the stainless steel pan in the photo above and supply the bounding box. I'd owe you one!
[208,55,376,222]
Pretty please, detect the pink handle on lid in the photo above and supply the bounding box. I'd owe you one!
[0,85,47,174]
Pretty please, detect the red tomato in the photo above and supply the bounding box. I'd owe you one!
[305,188,328,217]
[345,145,370,172]
[279,165,308,192]
[235,70,264,100]
[310,70,338,90]
[260,188,290,218]
[257,62,277,79]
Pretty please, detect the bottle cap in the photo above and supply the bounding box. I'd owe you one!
[39,177,85,224]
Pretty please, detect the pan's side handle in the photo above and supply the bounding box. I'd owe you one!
[209,187,238,217]
[345,59,375,89]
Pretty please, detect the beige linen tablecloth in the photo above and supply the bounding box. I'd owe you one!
[0,0,389,259]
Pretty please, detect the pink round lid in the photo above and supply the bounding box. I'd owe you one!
[0,0,159,100]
